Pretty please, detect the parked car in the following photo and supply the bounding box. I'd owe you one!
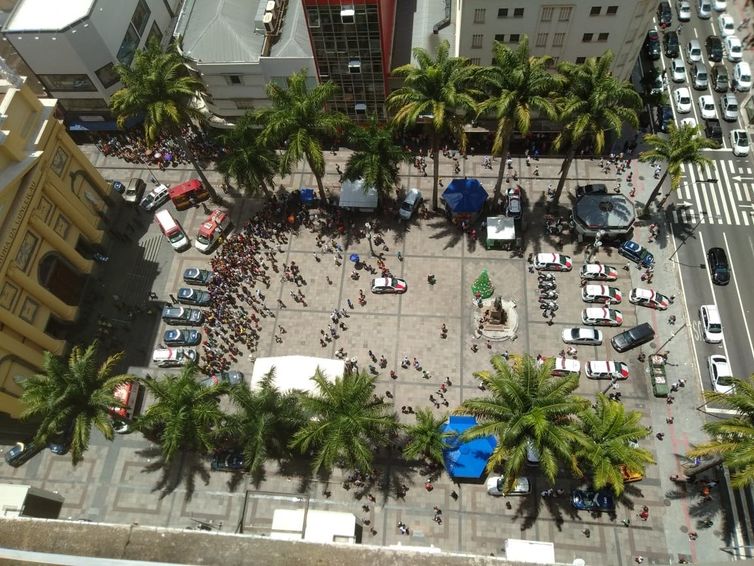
[581,285,622,304]
[705,118,723,143]
[734,61,752,91]
[629,288,670,309]
[163,328,202,347]
[645,29,661,59]
[699,304,723,343]
[692,62,708,90]
[698,0,712,18]
[585,361,630,380]
[122,178,147,204]
[552,357,581,376]
[152,347,198,368]
[730,129,750,157]
[713,0,727,11]
[698,95,717,120]
[486,475,531,496]
[177,287,211,306]
[707,247,730,285]
[618,240,654,267]
[708,355,734,394]
[674,87,692,113]
[712,64,729,92]
[664,30,680,57]
[505,186,523,219]
[670,58,686,83]
[161,306,204,326]
[720,92,739,121]
[561,327,603,346]
[575,183,607,197]
[718,13,735,36]
[725,36,743,61]
[581,308,623,326]
[571,489,615,512]
[706,35,723,62]
[200,371,244,388]
[371,277,407,294]
[183,267,212,286]
[580,264,618,281]
[611,322,656,352]
[677,0,692,21]
[399,188,423,220]
[47,429,72,455]
[656,104,674,132]
[657,1,672,27]
[4,442,42,467]
[534,253,572,271]
[139,184,170,211]
[210,450,246,472]
[687,38,702,62]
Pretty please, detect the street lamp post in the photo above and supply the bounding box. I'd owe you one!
[668,210,707,261]
[365,222,376,258]
[602,376,619,395]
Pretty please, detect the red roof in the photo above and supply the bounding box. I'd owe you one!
[168,179,203,199]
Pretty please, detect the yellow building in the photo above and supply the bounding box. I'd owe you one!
[0,76,110,418]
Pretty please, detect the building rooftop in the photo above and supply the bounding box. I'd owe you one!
[3,0,94,32]
[392,0,456,69]
[268,0,311,59]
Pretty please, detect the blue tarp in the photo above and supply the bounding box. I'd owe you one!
[300,188,315,203]
[442,178,488,214]
[441,415,497,478]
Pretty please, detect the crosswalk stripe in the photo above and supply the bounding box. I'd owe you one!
[715,161,735,225]
[703,163,722,223]
[690,164,710,223]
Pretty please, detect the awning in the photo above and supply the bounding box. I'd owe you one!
[486,216,515,241]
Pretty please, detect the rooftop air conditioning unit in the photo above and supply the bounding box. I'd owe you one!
[265,0,277,15]
[263,12,274,33]
[341,6,355,23]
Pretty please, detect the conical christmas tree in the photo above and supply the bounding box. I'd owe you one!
[471,269,494,299]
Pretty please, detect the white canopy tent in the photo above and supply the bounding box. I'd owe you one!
[485,216,516,249]
[250,355,345,394]
[338,178,378,210]
[270,509,356,544]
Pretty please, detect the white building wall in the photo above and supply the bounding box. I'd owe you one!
[456,1,655,81]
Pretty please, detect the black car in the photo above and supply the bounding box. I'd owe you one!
[164,328,202,346]
[664,31,680,57]
[712,64,729,93]
[4,442,43,467]
[611,322,656,352]
[177,287,211,306]
[707,247,730,285]
[706,36,723,62]
[705,118,723,143]
[575,184,608,197]
[645,30,661,60]
[657,1,672,28]
[200,371,244,388]
[656,104,674,132]
[210,450,246,472]
[183,267,212,286]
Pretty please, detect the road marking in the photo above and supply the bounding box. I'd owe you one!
[715,161,735,224]
[698,231,733,371]
[723,231,754,376]
[730,175,754,181]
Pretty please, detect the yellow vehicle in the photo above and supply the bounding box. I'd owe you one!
[620,465,644,483]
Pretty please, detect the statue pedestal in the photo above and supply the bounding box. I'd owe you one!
[473,297,518,342]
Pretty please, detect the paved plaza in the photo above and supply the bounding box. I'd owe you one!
[0,147,727,565]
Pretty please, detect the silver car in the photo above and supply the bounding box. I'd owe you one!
[123,178,147,204]
[399,188,422,220]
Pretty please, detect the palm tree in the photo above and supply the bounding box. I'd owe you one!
[551,51,642,204]
[20,342,132,465]
[109,40,219,201]
[388,40,482,210]
[573,394,654,496]
[343,114,410,199]
[688,376,754,488]
[136,365,226,462]
[291,369,399,475]
[216,111,279,199]
[261,70,351,202]
[639,123,716,213]
[222,370,306,477]
[402,408,450,468]
[455,355,588,491]
[478,36,558,197]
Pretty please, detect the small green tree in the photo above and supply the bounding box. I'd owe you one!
[472,269,494,299]
[402,409,450,468]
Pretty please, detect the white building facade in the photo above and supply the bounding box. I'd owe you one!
[2,0,181,128]
[455,0,655,81]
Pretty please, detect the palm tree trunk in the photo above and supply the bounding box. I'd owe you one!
[492,123,514,202]
[431,134,440,210]
[642,170,669,216]
[552,148,576,204]
[307,155,328,202]
[178,138,220,203]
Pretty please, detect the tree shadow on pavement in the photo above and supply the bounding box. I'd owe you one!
[427,219,463,250]
[137,446,210,501]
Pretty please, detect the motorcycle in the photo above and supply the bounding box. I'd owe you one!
[537,274,555,282]
[538,291,558,300]
[538,282,556,291]
[540,301,558,310]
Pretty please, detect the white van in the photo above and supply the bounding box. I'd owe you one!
[155,209,190,251]
[734,61,752,92]
[699,304,723,343]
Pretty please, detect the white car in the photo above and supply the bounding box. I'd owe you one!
[698,1,711,18]
[561,327,604,345]
[708,355,734,394]
[486,475,531,496]
[699,304,723,343]
[629,288,670,310]
[713,0,726,11]
[698,95,717,120]
[552,357,581,376]
[674,88,692,113]
[678,0,692,21]
[580,264,618,281]
[718,13,735,36]
[581,307,623,326]
[725,36,743,62]
[399,188,422,220]
[680,117,698,130]
[581,285,622,304]
[152,347,198,368]
[370,277,407,294]
[585,361,630,380]
[670,58,686,83]
[730,129,750,156]
[721,92,739,120]
[534,253,572,271]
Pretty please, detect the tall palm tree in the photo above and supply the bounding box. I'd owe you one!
[639,123,716,213]
[402,408,450,468]
[388,40,482,210]
[216,110,279,199]
[222,370,306,477]
[478,36,558,197]
[261,70,351,202]
[551,51,641,204]
[573,394,654,496]
[343,114,410,199]
[291,369,399,475]
[109,40,219,201]
[688,376,754,488]
[20,342,132,465]
[136,365,226,462]
[455,355,588,491]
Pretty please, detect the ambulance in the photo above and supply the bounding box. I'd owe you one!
[195,209,231,253]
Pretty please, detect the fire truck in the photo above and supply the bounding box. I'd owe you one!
[195,209,231,253]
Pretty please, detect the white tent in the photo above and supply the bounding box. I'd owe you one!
[486,216,516,243]
[250,355,344,394]
[338,178,378,210]
[270,509,356,544]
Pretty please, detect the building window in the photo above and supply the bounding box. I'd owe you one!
[497,8,508,18]
[57,98,109,111]
[513,8,524,17]
[0,283,19,310]
[494,34,505,42]
[348,60,362,73]
[147,21,163,46]
[354,102,367,115]
[582,33,594,42]
[54,214,70,240]
[227,75,242,85]
[131,0,150,36]
[474,8,486,23]
[95,63,119,88]
[590,6,601,16]
[541,7,553,21]
[15,232,38,273]
[536,33,548,47]
[38,74,96,92]
[234,99,256,109]
[546,56,560,69]
[471,34,483,49]
[117,26,140,65]
[470,57,481,65]
[576,57,587,64]
[50,147,69,177]
[19,297,38,324]
[559,7,572,21]
[552,32,566,47]
[307,8,320,27]
[607,6,618,15]
[341,7,355,24]
[509,34,520,43]
[598,32,609,41]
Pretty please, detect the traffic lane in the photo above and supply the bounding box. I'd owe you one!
[722,226,754,376]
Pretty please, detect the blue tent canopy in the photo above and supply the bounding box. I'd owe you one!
[441,415,497,479]
[442,179,488,214]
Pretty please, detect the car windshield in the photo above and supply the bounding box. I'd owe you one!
[197,235,211,244]
[709,323,722,332]
[401,201,412,210]
[168,232,184,243]
[739,134,749,147]
[718,373,733,386]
